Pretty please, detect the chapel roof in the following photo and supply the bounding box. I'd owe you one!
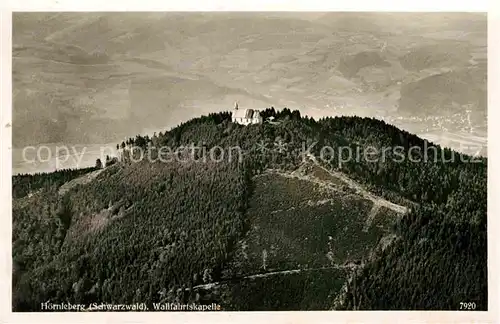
[233,108,256,119]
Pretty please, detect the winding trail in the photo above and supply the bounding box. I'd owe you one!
[308,154,407,213]
[184,263,362,292]
[58,169,104,196]
[304,154,408,231]
[262,154,409,232]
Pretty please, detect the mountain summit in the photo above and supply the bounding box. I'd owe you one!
[12,110,487,311]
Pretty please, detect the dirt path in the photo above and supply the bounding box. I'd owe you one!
[304,155,408,233]
[261,154,408,232]
[308,154,407,213]
[185,263,361,291]
[58,169,104,196]
[364,203,382,232]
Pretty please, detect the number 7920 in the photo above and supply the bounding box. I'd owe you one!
[460,302,477,310]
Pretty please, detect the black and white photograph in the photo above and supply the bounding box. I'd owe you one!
[3,5,495,320]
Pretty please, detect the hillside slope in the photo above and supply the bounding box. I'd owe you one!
[12,111,487,310]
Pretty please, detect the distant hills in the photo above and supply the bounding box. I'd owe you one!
[13,12,486,147]
[399,68,487,115]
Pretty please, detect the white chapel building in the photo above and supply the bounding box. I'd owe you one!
[231,102,263,125]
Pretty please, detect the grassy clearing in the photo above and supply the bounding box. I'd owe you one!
[230,172,398,277]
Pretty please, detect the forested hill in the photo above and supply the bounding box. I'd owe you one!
[12,109,487,311]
